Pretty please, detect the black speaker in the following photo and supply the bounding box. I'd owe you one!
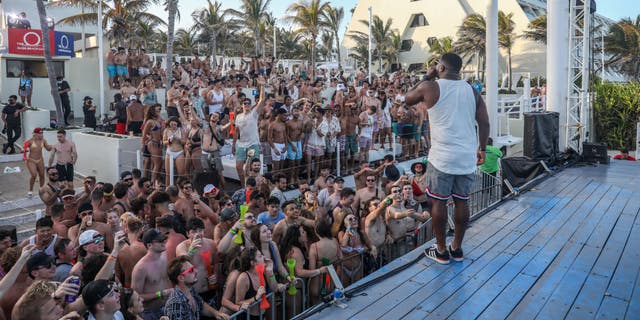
[582,142,609,164]
[523,112,559,163]
[0,225,18,246]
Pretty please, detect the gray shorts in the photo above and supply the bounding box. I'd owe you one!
[425,162,474,201]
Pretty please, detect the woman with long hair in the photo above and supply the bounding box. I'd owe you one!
[249,224,289,282]
[234,247,267,320]
[23,128,52,198]
[185,115,203,175]
[279,224,328,317]
[338,213,376,287]
[308,218,342,304]
[162,116,187,185]
[138,78,157,115]
[120,288,144,320]
[141,104,163,183]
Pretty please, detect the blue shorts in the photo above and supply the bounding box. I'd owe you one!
[116,65,128,76]
[235,145,261,162]
[425,162,474,201]
[345,134,358,155]
[107,65,116,77]
[287,141,303,160]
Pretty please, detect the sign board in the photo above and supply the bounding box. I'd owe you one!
[53,31,75,57]
[6,28,75,57]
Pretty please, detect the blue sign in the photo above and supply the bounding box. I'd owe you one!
[53,31,74,57]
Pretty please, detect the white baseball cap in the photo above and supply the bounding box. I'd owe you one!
[129,94,137,101]
[78,230,101,246]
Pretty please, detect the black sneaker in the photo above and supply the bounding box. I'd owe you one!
[424,245,450,265]
[448,244,464,262]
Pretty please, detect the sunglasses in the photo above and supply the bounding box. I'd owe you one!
[92,235,105,244]
[348,217,358,222]
[181,265,196,275]
[366,179,376,182]
[225,202,233,206]
[391,189,402,194]
[371,202,381,207]
[123,178,133,182]
[244,215,255,220]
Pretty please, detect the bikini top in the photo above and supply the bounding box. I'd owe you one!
[151,121,161,131]
[190,130,201,143]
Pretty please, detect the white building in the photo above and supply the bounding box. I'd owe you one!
[342,0,613,79]
[0,0,102,118]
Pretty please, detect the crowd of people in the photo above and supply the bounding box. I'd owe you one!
[0,52,491,320]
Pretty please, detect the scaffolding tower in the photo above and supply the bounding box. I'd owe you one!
[566,0,594,153]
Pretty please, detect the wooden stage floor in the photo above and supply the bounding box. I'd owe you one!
[308,160,640,320]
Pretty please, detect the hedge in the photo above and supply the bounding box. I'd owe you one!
[593,81,640,151]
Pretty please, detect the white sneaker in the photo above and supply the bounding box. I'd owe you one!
[27,191,33,198]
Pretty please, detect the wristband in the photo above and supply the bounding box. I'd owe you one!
[269,275,276,281]
[230,228,238,235]
[107,256,117,262]
[156,291,162,298]
[187,248,195,255]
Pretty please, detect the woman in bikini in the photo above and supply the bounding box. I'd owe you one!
[23,127,52,198]
[338,213,376,287]
[162,116,187,185]
[138,78,157,115]
[308,218,342,304]
[279,224,328,318]
[185,115,203,175]
[141,104,163,183]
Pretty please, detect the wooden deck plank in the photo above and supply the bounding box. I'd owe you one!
[602,211,640,303]
[396,177,586,319]
[435,180,601,319]
[475,181,602,320]
[363,175,581,320]
[566,194,638,320]
[505,183,615,319]
[596,296,628,320]
[344,190,534,320]
[624,265,640,320]
[533,186,625,319]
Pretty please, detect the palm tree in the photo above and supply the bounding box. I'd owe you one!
[498,11,516,91]
[318,31,335,61]
[384,31,402,71]
[322,6,344,67]
[49,0,166,47]
[129,20,162,49]
[36,0,64,124]
[192,0,237,66]
[348,43,369,68]
[173,28,198,56]
[604,16,640,81]
[164,0,179,91]
[286,0,330,77]
[227,0,272,56]
[277,29,304,59]
[522,14,547,44]
[349,15,395,73]
[426,36,454,66]
[453,13,486,80]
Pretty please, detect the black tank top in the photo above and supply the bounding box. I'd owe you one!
[243,272,258,300]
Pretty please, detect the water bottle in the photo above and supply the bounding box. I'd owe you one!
[65,277,80,303]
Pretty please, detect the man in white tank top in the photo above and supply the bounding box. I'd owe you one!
[405,53,490,265]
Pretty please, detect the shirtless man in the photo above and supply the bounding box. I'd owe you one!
[330,188,356,237]
[156,214,186,263]
[59,188,88,227]
[385,185,425,255]
[138,48,152,77]
[116,217,147,288]
[132,229,173,320]
[106,48,117,88]
[364,198,392,259]
[175,218,220,304]
[268,108,288,172]
[285,105,304,184]
[166,80,181,117]
[114,47,128,87]
[173,180,218,228]
[120,79,137,101]
[48,129,77,189]
[191,53,202,76]
[127,95,145,134]
[353,174,386,216]
[357,105,375,164]
[49,203,69,238]
[39,166,63,216]
[67,202,114,250]
[341,103,360,174]
[128,49,139,86]
[313,166,331,192]
[272,200,315,245]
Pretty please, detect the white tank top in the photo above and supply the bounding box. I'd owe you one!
[209,90,224,114]
[427,79,478,175]
[29,234,58,257]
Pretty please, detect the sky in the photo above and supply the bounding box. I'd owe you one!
[148,0,640,37]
